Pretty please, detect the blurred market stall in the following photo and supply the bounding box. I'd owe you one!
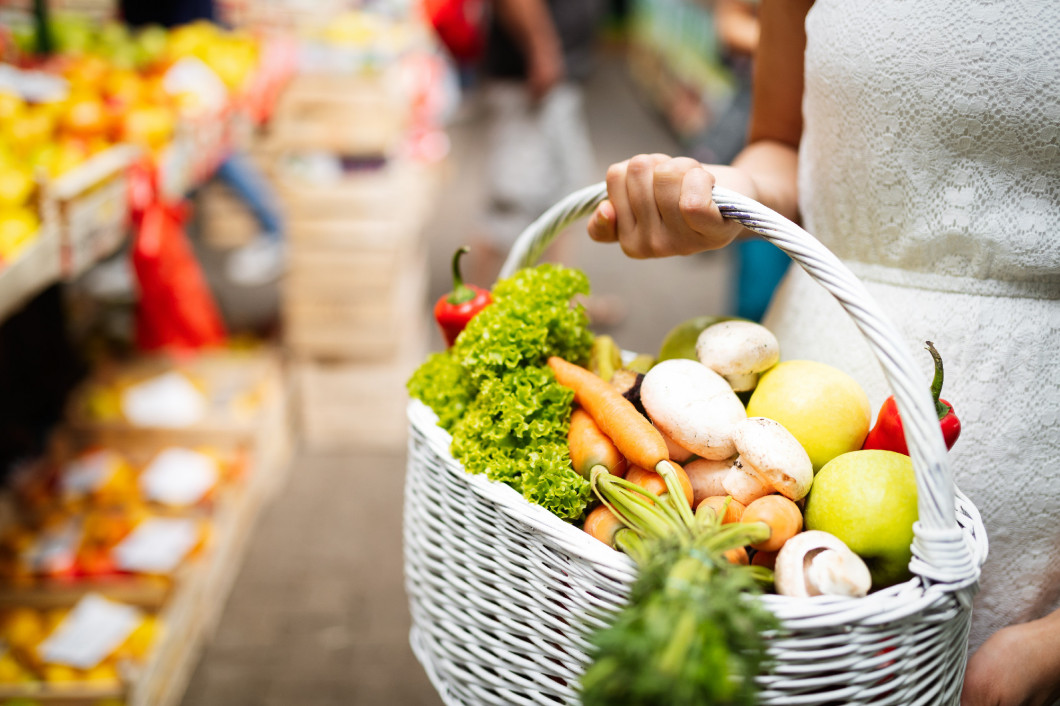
[0,1,454,703]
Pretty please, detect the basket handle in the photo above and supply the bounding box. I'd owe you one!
[499,182,979,589]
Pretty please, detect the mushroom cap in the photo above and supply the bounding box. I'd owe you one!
[696,321,780,378]
[659,426,695,463]
[641,359,746,460]
[732,417,813,500]
[774,530,872,598]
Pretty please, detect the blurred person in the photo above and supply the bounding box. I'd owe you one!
[120,0,287,286]
[587,1,1060,702]
[471,0,611,302]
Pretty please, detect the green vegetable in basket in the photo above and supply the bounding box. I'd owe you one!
[580,533,780,706]
[407,263,595,521]
[580,468,779,705]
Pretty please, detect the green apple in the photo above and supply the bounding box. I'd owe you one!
[657,316,741,362]
[746,360,871,470]
[804,450,918,588]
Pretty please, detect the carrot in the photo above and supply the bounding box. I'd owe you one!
[583,503,650,563]
[750,549,778,570]
[549,356,668,472]
[696,495,746,524]
[741,495,803,552]
[569,407,628,479]
[626,464,694,508]
[584,504,625,546]
[724,546,749,565]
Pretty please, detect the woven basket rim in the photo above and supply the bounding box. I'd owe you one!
[408,397,987,626]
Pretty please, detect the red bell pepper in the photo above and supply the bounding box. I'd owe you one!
[434,246,492,347]
[862,341,961,455]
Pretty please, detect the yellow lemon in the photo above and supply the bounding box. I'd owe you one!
[746,360,871,471]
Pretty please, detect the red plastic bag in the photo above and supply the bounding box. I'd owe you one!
[424,0,487,62]
[132,202,227,352]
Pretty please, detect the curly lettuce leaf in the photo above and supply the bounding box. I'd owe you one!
[450,367,590,520]
[454,263,593,385]
[406,351,473,432]
[406,263,595,520]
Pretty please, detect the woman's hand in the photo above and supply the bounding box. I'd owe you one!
[961,611,1060,706]
[587,155,755,259]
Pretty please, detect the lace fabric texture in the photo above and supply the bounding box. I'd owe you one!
[763,0,1060,652]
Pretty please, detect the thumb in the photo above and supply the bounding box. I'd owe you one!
[588,200,618,243]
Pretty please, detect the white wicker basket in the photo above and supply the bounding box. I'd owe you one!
[404,183,988,705]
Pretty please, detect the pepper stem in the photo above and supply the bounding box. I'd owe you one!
[926,341,951,419]
[446,246,477,305]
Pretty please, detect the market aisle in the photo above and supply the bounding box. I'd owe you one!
[182,49,731,706]
[179,450,434,705]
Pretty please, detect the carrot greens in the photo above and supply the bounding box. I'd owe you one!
[581,465,780,705]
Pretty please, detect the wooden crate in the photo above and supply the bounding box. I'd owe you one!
[294,312,430,450]
[268,72,410,157]
[0,220,62,322]
[283,249,428,362]
[0,589,190,706]
[63,349,291,470]
[45,145,140,280]
[275,158,439,228]
[284,218,421,293]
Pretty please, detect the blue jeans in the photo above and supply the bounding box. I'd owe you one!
[215,152,284,241]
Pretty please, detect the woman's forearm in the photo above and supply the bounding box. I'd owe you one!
[725,139,801,223]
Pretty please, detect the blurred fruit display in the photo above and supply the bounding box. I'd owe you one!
[0,595,163,697]
[0,343,291,704]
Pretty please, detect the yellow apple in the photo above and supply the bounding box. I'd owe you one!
[746,360,871,470]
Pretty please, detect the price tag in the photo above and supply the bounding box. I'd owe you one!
[121,372,207,428]
[21,518,81,575]
[61,449,121,497]
[113,517,199,574]
[139,447,219,506]
[38,594,142,670]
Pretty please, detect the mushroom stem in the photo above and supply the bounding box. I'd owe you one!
[774,530,872,598]
[723,372,760,392]
[805,549,870,598]
[722,461,774,505]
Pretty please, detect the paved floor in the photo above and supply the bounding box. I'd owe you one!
[181,47,735,706]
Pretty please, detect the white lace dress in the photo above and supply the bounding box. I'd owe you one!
[761,0,1060,652]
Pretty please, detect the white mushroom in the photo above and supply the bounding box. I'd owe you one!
[659,426,695,464]
[641,359,747,461]
[774,530,872,598]
[684,456,738,507]
[696,321,780,392]
[722,417,813,504]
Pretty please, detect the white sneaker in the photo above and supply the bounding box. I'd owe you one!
[226,237,287,286]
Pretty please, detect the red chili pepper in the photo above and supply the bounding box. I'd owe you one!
[862,341,961,455]
[434,246,492,347]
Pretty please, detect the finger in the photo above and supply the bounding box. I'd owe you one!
[604,160,634,236]
[625,154,671,242]
[587,200,617,242]
[653,158,708,253]
[679,167,736,249]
